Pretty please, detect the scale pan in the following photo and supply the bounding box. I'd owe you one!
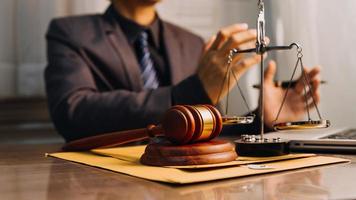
[273,119,330,131]
[222,115,255,125]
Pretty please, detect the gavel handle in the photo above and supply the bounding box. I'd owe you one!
[62,125,164,151]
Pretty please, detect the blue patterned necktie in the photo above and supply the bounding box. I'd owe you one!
[135,31,160,89]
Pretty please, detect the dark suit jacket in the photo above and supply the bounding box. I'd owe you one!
[45,7,214,141]
[45,6,264,142]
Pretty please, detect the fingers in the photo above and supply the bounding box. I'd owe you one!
[295,68,308,94]
[295,66,321,94]
[306,76,321,103]
[209,23,249,51]
[307,66,321,80]
[307,90,320,110]
[264,36,270,45]
[230,36,270,64]
[297,70,321,111]
[236,36,270,50]
[219,29,257,55]
[232,54,262,76]
[204,35,217,52]
[237,40,256,51]
[265,60,277,83]
[229,40,256,64]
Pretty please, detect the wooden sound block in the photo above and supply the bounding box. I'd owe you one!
[140,140,237,166]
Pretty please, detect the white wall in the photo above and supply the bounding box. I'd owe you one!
[16,0,58,96]
[0,0,17,97]
[268,0,356,128]
[17,0,110,96]
[0,0,110,98]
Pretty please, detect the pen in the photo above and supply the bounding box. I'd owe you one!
[253,80,327,89]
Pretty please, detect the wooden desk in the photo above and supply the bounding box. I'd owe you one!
[1,129,356,200]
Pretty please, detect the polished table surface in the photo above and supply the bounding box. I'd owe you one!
[1,126,356,200]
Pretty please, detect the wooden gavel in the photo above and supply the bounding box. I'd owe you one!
[63,104,228,151]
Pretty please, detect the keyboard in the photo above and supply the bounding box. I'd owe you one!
[322,129,356,140]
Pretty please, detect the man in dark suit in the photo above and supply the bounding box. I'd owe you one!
[45,0,321,142]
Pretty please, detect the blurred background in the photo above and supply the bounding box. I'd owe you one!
[0,0,355,140]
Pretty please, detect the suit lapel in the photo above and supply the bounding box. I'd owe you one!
[101,8,144,91]
[162,22,183,85]
[94,8,185,90]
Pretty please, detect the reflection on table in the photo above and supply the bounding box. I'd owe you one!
[1,127,356,200]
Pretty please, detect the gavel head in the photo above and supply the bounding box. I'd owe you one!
[161,105,223,144]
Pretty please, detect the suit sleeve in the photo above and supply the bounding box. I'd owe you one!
[45,19,211,142]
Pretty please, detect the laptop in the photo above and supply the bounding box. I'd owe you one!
[264,127,356,153]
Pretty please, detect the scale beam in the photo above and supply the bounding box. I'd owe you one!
[231,43,301,55]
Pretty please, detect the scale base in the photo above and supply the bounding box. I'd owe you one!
[235,135,290,157]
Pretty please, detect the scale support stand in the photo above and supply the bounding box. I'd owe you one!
[232,0,330,157]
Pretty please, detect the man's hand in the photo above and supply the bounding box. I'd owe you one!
[197,24,262,104]
[263,60,321,128]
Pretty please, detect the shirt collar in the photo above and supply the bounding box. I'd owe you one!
[109,5,161,48]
